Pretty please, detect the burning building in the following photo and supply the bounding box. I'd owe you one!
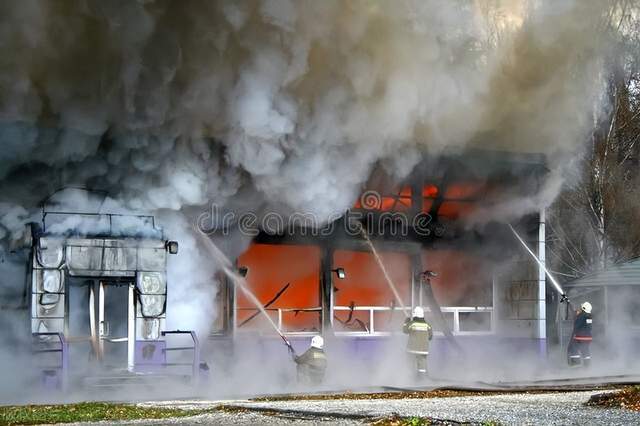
[209,149,553,378]
[0,0,621,395]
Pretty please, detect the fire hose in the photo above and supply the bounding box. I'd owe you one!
[238,283,290,328]
[420,272,466,357]
[196,232,300,360]
[280,333,297,360]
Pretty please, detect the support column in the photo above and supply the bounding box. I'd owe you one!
[491,273,499,333]
[98,282,105,360]
[228,273,236,337]
[127,283,136,372]
[410,251,423,310]
[89,282,98,358]
[320,245,333,333]
[536,210,547,355]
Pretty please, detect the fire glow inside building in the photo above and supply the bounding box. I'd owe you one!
[212,150,552,367]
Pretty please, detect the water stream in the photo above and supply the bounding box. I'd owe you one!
[358,225,410,318]
[196,232,287,339]
[508,224,565,296]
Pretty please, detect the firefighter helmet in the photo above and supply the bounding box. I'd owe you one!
[311,335,324,349]
[581,302,592,314]
[413,306,425,319]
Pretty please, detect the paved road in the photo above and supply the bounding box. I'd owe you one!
[118,390,640,425]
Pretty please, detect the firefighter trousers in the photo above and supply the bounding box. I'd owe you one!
[567,339,591,367]
[411,354,428,376]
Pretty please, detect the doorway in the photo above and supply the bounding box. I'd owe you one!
[98,282,132,368]
[66,278,135,371]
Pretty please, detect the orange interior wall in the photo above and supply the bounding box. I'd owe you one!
[421,250,493,306]
[234,244,493,332]
[237,244,321,332]
[332,250,411,332]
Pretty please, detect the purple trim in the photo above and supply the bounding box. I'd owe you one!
[161,330,201,383]
[134,331,201,382]
[32,332,68,391]
[41,370,61,390]
[538,337,548,356]
[233,335,550,367]
[135,340,167,365]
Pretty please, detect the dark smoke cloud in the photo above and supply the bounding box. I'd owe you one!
[0,0,619,346]
[0,0,613,225]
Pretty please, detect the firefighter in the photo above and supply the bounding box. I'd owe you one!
[567,302,593,367]
[403,306,433,376]
[294,335,327,385]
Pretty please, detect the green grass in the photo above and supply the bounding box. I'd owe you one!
[0,402,208,425]
[404,417,431,426]
[370,415,432,425]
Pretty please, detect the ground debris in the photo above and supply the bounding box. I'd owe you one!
[251,387,595,402]
[369,413,489,426]
[253,390,492,402]
[586,385,640,411]
[370,414,433,425]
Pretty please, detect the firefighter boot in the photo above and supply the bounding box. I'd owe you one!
[568,355,581,367]
[567,340,581,367]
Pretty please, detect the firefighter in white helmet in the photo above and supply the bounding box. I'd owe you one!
[403,306,433,377]
[294,335,327,385]
[567,302,593,367]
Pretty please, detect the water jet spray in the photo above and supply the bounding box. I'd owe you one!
[195,232,296,356]
[357,223,409,318]
[508,224,570,305]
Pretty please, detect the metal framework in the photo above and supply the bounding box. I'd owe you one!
[42,211,157,236]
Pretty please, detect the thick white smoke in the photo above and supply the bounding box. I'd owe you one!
[0,0,612,215]
[0,0,617,339]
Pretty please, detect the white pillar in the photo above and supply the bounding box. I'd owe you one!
[98,282,105,360]
[232,278,237,336]
[127,284,136,372]
[491,274,498,333]
[89,283,97,357]
[536,210,547,340]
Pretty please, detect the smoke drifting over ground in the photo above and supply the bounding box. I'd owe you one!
[0,0,628,401]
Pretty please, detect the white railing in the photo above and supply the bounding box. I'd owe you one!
[439,306,494,335]
[333,305,494,336]
[333,305,409,336]
[236,305,493,337]
[236,307,322,336]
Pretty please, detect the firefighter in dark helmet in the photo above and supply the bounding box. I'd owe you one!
[403,306,433,376]
[567,302,593,367]
[294,335,327,385]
